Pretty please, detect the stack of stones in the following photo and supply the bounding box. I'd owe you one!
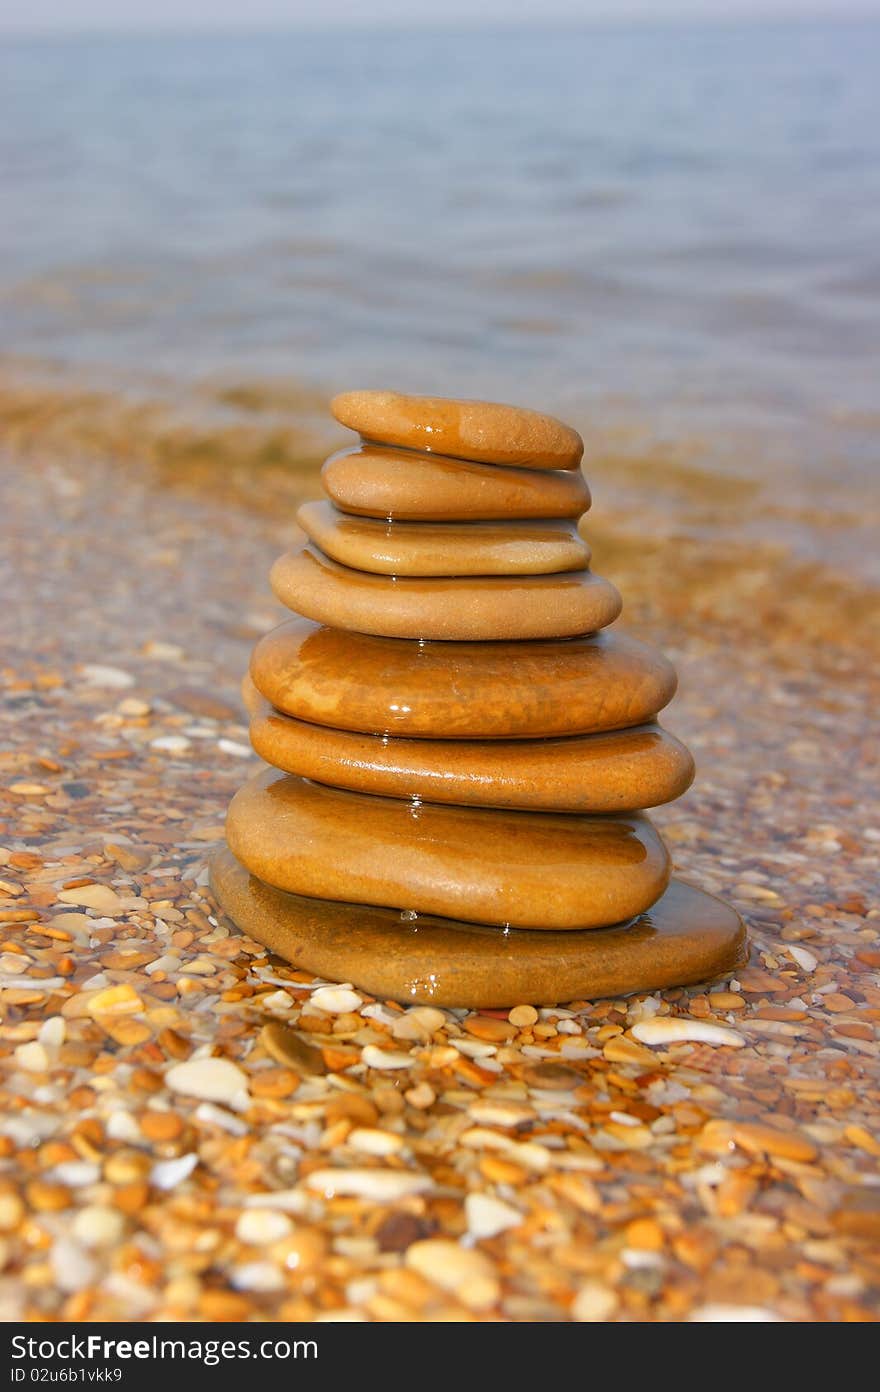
[212,391,745,1008]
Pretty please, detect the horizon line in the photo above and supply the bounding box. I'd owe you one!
[2,9,880,39]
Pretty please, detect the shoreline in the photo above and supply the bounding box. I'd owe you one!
[3,359,879,656]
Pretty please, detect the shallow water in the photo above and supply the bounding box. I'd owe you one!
[1,21,879,577]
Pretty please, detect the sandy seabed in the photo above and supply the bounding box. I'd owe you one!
[1,395,879,1322]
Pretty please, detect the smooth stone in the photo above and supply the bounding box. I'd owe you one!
[322,444,591,521]
[331,390,584,470]
[270,545,622,641]
[211,850,747,1009]
[296,501,591,577]
[250,618,678,740]
[244,680,695,812]
[225,768,671,930]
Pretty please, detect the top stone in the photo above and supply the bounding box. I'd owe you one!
[331,390,584,471]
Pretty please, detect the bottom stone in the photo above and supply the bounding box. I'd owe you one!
[210,846,747,1009]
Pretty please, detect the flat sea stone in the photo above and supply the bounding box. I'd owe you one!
[322,445,591,521]
[225,769,671,930]
[296,501,591,577]
[250,619,678,739]
[270,545,622,641]
[245,681,694,812]
[331,389,584,470]
[211,849,747,1009]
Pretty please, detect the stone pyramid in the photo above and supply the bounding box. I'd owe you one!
[211,391,745,1007]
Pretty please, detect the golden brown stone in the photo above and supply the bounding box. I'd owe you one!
[210,849,747,1009]
[322,444,590,521]
[331,389,583,470]
[249,618,677,739]
[244,681,694,812]
[225,768,670,930]
[270,545,622,641]
[296,501,590,576]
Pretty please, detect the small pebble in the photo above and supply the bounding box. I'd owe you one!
[690,1305,784,1323]
[347,1127,404,1157]
[72,1205,125,1249]
[117,697,151,716]
[57,884,123,914]
[304,1169,432,1200]
[465,1193,522,1239]
[51,1238,98,1293]
[230,1262,285,1293]
[789,945,818,972]
[391,1006,446,1040]
[235,1209,293,1245]
[310,985,363,1014]
[81,664,134,689]
[361,1044,415,1070]
[405,1239,500,1311]
[508,1004,539,1027]
[37,1016,65,1048]
[14,1041,49,1072]
[151,735,191,754]
[217,739,252,757]
[632,1018,745,1048]
[572,1281,619,1322]
[0,1192,25,1231]
[166,1056,249,1103]
[150,1153,199,1191]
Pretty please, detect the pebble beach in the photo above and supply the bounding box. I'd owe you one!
[2,378,878,1322]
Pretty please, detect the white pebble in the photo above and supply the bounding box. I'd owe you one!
[106,1110,142,1143]
[51,1238,97,1293]
[243,1190,310,1214]
[465,1193,522,1239]
[81,664,134,689]
[72,1206,125,1249]
[117,697,151,716]
[235,1209,292,1245]
[304,1168,432,1200]
[230,1261,285,1292]
[361,1044,414,1070]
[572,1281,619,1321]
[0,975,65,991]
[0,954,31,974]
[391,1006,446,1040]
[217,739,252,757]
[310,985,362,1014]
[38,1017,65,1049]
[789,945,818,972]
[360,1003,400,1027]
[690,1304,784,1322]
[150,1153,198,1191]
[14,1042,49,1073]
[469,1101,535,1129]
[166,1056,249,1102]
[347,1127,404,1157]
[259,990,293,1012]
[405,1239,499,1311]
[50,1162,100,1188]
[151,735,191,754]
[631,1018,745,1048]
[454,1039,496,1059]
[194,1102,248,1135]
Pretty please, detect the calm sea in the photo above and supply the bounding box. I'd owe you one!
[1,21,879,473]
